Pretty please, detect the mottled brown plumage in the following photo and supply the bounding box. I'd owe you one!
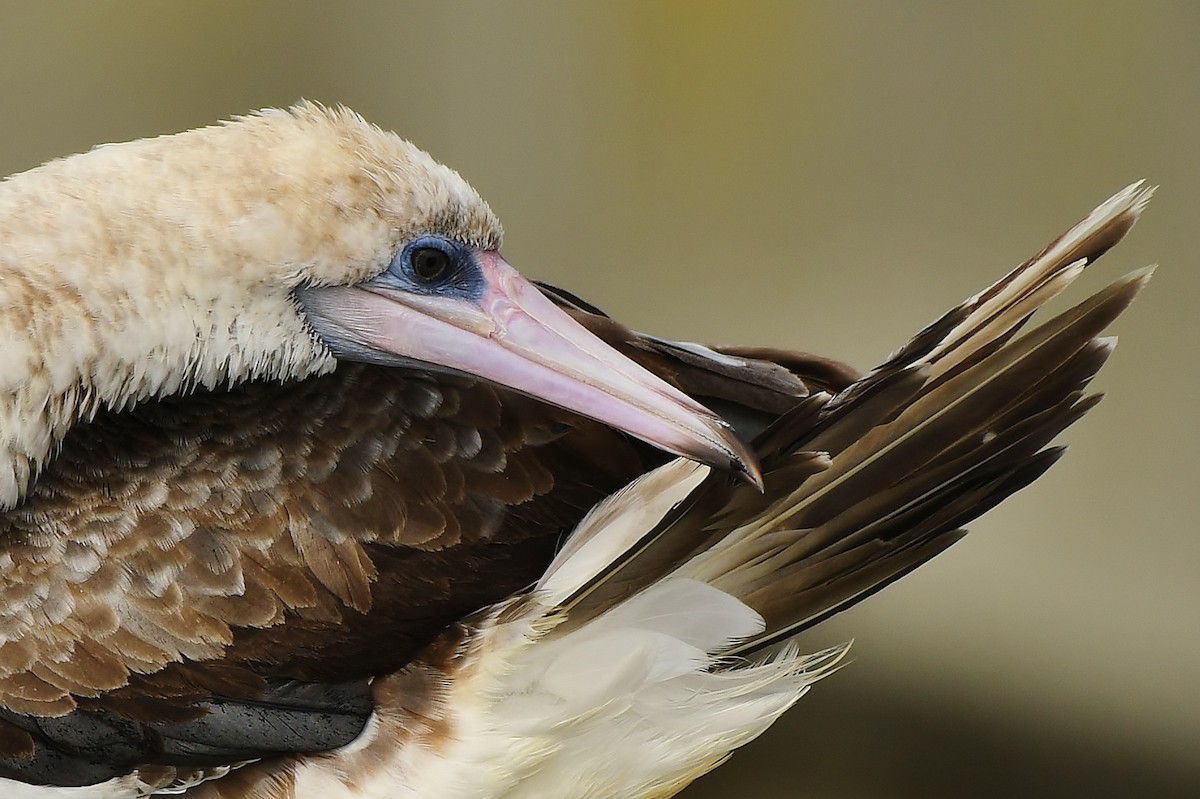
[2,310,840,700]
[0,293,849,785]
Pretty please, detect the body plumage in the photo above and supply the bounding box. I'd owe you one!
[0,106,1150,798]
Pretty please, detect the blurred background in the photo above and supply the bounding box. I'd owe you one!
[1,2,1196,796]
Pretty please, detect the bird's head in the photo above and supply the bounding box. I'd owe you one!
[0,103,757,508]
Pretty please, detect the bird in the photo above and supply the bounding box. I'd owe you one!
[0,103,1151,799]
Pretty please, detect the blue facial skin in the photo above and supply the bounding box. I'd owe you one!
[295,234,491,372]
[369,235,486,302]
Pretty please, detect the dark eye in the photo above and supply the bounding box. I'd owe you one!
[410,247,451,283]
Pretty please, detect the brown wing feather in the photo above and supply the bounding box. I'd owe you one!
[0,367,611,713]
[0,301,844,784]
[552,183,1152,660]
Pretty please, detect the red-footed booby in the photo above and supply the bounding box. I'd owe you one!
[0,105,1151,798]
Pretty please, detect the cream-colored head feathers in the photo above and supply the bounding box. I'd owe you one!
[0,103,501,509]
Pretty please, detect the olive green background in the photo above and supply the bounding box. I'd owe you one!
[2,3,1196,797]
